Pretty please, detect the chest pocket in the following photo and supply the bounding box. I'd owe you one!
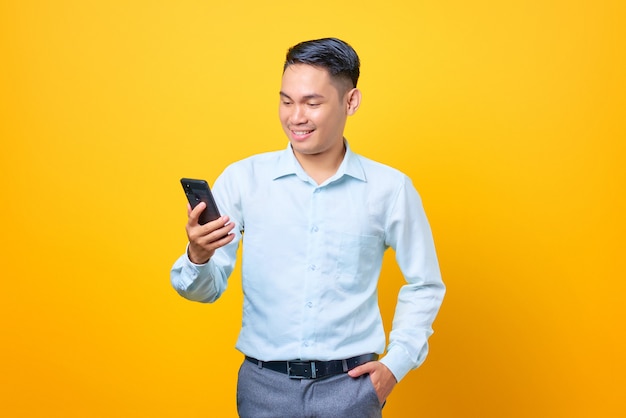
[334,232,383,292]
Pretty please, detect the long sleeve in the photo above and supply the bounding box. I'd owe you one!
[379,175,446,382]
[170,169,243,303]
[170,249,232,303]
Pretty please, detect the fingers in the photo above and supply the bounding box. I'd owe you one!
[189,217,234,247]
[186,211,236,264]
[187,202,206,223]
[187,229,233,264]
[348,361,397,404]
[348,361,397,405]
[348,361,374,378]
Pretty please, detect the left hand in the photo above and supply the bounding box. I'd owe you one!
[348,361,397,404]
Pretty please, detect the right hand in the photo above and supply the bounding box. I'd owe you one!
[185,202,236,264]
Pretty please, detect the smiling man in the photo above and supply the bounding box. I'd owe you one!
[278,62,360,184]
[171,38,445,417]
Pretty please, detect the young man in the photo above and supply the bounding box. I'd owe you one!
[171,38,445,417]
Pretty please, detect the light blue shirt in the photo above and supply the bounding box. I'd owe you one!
[170,143,445,381]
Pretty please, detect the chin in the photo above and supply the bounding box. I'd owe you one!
[290,142,317,155]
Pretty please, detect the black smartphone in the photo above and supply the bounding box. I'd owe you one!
[180,178,221,225]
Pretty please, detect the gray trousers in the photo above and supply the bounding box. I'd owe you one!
[237,358,383,418]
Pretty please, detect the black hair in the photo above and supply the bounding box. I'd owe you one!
[283,38,360,89]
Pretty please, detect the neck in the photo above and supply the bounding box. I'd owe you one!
[293,141,346,185]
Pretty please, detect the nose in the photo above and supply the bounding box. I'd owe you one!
[289,104,307,125]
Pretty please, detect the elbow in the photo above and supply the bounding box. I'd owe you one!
[173,287,215,303]
[171,276,219,303]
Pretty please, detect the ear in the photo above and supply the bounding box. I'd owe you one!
[345,88,362,116]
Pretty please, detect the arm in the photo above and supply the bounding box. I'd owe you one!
[170,199,238,303]
[379,176,446,383]
[350,177,445,404]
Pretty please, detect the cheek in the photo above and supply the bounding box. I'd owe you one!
[278,108,288,123]
[278,105,291,123]
[319,113,339,131]
[307,109,324,125]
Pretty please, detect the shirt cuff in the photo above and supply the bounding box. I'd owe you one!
[379,346,417,383]
[175,244,214,287]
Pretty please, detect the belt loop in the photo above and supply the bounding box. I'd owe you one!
[257,360,263,369]
[341,359,348,372]
[311,361,316,379]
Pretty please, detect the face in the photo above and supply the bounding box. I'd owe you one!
[279,64,360,160]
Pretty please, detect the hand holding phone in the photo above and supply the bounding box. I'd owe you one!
[180,178,234,264]
[180,178,221,225]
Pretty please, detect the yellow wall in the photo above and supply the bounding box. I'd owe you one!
[1,1,624,417]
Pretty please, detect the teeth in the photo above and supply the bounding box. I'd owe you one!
[294,130,312,135]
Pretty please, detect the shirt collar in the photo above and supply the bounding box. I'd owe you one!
[272,141,366,183]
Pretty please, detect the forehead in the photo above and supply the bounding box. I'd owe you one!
[281,64,340,97]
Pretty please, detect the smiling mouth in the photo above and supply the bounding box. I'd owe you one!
[292,130,314,135]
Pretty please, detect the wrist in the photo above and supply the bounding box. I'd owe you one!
[187,246,211,265]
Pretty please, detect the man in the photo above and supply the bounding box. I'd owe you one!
[171,38,445,417]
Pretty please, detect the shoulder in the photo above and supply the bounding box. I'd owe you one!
[221,149,283,176]
[349,151,423,207]
[352,152,410,184]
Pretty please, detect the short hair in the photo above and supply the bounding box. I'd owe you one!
[283,38,360,89]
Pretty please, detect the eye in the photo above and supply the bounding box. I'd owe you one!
[308,103,321,108]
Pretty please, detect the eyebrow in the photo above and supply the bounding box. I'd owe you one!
[279,92,326,101]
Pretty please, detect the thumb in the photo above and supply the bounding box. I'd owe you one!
[188,201,206,222]
[348,362,374,378]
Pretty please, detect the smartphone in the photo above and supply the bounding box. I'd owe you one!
[180,178,221,225]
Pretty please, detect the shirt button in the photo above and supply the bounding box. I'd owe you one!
[311,226,319,232]
[309,264,317,271]
[306,302,313,308]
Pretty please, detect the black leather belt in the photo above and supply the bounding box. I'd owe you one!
[245,353,378,379]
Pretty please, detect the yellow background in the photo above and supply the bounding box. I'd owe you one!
[1,1,624,417]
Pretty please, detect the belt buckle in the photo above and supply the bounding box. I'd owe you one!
[286,360,316,379]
